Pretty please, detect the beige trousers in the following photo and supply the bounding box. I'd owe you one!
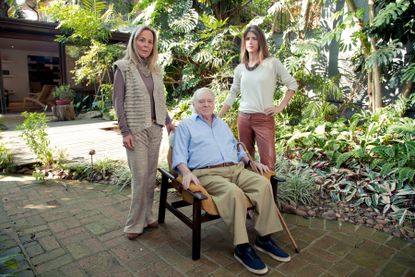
[193,163,283,245]
[124,124,162,234]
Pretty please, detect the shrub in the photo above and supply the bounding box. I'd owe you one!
[16,112,54,169]
[0,143,15,172]
[275,157,318,207]
[53,84,75,100]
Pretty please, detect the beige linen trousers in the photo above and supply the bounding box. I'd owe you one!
[124,123,163,234]
[192,163,283,245]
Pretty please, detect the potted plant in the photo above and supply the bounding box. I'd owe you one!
[53,85,75,105]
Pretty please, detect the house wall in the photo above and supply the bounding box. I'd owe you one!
[1,49,59,101]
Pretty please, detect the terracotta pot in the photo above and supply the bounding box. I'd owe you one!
[55,99,71,105]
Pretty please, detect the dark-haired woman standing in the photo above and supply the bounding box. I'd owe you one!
[219,25,298,170]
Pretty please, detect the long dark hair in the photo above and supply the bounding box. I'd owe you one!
[240,25,270,64]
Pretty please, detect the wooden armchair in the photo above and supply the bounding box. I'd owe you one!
[157,141,299,260]
[23,84,55,110]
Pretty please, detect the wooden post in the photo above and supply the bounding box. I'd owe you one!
[52,104,76,121]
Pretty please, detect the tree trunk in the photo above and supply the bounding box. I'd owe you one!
[299,0,311,39]
[346,0,381,111]
[369,0,382,110]
[52,104,76,121]
[402,81,413,98]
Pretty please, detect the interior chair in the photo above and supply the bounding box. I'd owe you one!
[158,140,299,260]
[23,84,55,110]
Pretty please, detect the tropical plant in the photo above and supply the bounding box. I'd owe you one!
[53,84,75,100]
[16,112,53,169]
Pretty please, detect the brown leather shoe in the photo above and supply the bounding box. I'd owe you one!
[147,221,158,228]
[126,233,141,240]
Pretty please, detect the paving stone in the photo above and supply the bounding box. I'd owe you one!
[185,258,220,276]
[325,219,340,231]
[295,263,328,277]
[0,238,18,249]
[311,234,340,250]
[276,255,309,274]
[77,251,132,276]
[390,253,415,269]
[338,221,358,233]
[309,217,325,230]
[373,244,397,259]
[345,248,387,271]
[55,226,85,240]
[386,237,410,250]
[370,229,391,243]
[25,241,45,258]
[30,247,66,266]
[355,225,375,238]
[282,213,297,225]
[66,242,94,259]
[97,229,123,242]
[379,261,407,276]
[296,215,309,227]
[48,221,67,233]
[60,229,92,246]
[400,243,415,259]
[85,218,119,235]
[349,266,377,277]
[328,259,358,276]
[38,236,60,251]
[20,224,49,236]
[57,262,88,277]
[26,215,47,227]
[35,254,73,274]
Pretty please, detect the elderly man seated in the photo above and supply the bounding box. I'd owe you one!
[172,87,290,275]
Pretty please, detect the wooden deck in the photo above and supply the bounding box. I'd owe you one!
[0,117,170,166]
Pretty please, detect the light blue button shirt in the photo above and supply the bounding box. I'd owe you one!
[172,114,246,170]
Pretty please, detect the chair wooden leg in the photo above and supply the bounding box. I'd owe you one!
[158,174,168,224]
[192,198,202,260]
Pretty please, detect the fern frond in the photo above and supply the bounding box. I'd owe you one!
[81,0,107,14]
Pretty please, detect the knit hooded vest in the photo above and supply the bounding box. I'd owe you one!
[114,60,167,134]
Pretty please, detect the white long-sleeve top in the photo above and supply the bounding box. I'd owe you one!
[224,57,298,113]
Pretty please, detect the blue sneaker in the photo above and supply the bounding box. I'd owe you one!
[234,245,268,275]
[254,237,291,262]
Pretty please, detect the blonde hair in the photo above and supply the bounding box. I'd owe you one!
[240,25,270,64]
[192,87,215,114]
[123,26,159,73]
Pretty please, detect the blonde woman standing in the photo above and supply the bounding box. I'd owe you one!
[219,25,298,170]
[113,26,174,240]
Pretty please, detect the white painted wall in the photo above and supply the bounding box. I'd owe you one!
[1,49,59,101]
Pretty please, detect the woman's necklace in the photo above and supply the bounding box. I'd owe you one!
[245,61,260,71]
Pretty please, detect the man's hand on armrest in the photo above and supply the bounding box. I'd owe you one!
[177,163,200,190]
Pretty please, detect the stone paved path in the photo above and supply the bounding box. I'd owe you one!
[0,175,414,276]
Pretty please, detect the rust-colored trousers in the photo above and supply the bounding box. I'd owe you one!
[237,112,276,170]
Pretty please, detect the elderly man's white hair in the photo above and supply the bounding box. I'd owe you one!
[191,87,215,114]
